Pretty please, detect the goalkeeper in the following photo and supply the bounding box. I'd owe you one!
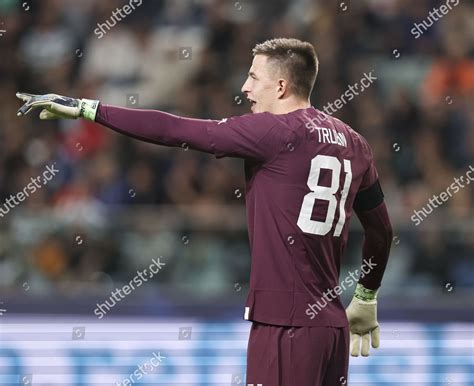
[16,38,393,386]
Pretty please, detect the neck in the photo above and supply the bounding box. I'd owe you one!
[272,98,311,115]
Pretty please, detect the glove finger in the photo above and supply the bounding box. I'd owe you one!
[39,109,61,120]
[17,99,53,117]
[16,92,37,102]
[361,333,371,356]
[350,333,361,357]
[30,100,54,109]
[17,103,34,116]
[371,326,380,348]
[46,103,79,119]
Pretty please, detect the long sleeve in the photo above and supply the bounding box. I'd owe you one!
[95,104,289,162]
[355,201,393,290]
[96,104,217,153]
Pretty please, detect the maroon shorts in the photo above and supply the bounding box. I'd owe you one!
[246,321,349,386]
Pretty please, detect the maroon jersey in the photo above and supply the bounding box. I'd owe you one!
[96,105,379,327]
[205,108,378,327]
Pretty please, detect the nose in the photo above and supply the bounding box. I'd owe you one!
[241,78,250,94]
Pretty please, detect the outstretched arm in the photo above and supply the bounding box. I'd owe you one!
[16,92,289,161]
[96,104,217,154]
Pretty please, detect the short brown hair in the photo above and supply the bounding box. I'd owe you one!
[252,38,318,100]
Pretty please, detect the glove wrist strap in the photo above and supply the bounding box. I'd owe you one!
[79,99,99,121]
[354,283,378,302]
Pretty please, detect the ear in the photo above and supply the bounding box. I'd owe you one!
[276,78,288,99]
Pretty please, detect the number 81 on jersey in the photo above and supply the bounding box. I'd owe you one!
[297,155,352,237]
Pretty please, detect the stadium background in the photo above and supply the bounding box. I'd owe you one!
[0,0,472,384]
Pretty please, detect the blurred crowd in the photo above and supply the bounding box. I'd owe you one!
[0,0,473,297]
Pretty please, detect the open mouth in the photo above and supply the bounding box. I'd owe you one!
[247,97,257,110]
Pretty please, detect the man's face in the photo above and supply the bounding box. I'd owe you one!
[241,55,281,114]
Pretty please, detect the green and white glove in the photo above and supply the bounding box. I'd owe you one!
[346,283,380,357]
[16,92,99,121]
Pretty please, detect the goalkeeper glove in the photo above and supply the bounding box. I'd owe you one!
[346,283,380,357]
[16,92,99,121]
